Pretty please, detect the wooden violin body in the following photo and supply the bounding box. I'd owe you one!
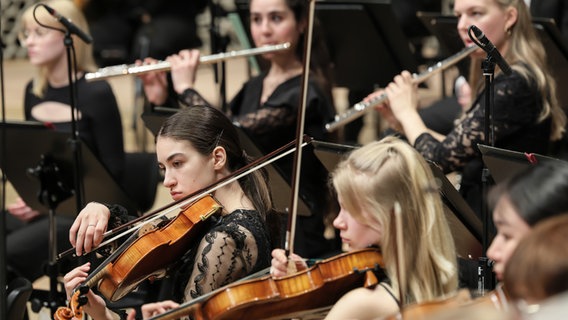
[54,195,223,320]
[154,248,384,320]
[384,285,509,320]
[98,195,222,301]
[384,289,473,320]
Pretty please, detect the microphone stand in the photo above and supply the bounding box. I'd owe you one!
[0,0,8,316]
[477,54,497,296]
[38,29,87,316]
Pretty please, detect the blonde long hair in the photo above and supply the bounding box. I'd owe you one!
[331,136,458,304]
[468,0,566,140]
[19,0,97,97]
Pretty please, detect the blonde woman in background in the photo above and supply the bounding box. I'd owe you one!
[6,0,125,287]
[371,0,566,216]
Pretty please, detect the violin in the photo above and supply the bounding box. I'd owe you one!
[54,195,223,319]
[383,289,473,320]
[149,248,384,320]
[384,285,509,320]
[463,284,510,313]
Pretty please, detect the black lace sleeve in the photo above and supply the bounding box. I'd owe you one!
[414,69,542,173]
[178,88,211,108]
[233,107,296,134]
[178,210,271,302]
[105,203,133,229]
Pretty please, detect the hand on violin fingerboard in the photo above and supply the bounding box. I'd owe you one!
[270,249,308,277]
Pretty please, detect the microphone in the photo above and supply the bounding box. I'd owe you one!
[42,4,93,44]
[469,25,512,75]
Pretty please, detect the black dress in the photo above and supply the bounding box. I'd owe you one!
[414,68,552,216]
[180,72,342,259]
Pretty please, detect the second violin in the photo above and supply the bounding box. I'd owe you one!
[150,248,384,320]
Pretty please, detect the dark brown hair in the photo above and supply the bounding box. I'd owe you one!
[158,106,280,245]
[504,214,568,302]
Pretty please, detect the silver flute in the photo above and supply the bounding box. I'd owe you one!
[325,45,478,132]
[85,42,291,81]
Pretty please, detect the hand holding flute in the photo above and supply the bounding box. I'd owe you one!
[137,49,201,106]
[368,70,417,135]
[368,70,441,145]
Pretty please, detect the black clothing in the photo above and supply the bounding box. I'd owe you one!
[6,76,125,282]
[106,207,272,304]
[180,72,342,259]
[414,69,551,216]
[24,76,125,179]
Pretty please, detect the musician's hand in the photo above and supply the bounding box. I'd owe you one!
[63,263,91,300]
[168,49,200,95]
[455,76,472,112]
[270,249,307,277]
[7,197,40,222]
[385,71,418,121]
[137,57,169,105]
[131,300,180,319]
[368,90,403,133]
[63,263,110,319]
[69,202,110,256]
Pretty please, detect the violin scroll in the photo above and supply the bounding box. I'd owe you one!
[53,284,90,319]
[53,307,74,320]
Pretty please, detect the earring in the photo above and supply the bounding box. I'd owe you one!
[506,27,512,36]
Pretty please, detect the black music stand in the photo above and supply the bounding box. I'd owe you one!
[0,121,137,215]
[311,140,482,257]
[0,121,137,313]
[141,108,312,216]
[478,144,564,184]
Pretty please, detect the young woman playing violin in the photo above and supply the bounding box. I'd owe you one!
[139,0,340,260]
[373,160,568,320]
[425,169,568,320]
[503,214,568,317]
[63,105,280,319]
[271,136,459,319]
[486,160,568,282]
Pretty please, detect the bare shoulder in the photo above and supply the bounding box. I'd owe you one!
[325,285,399,320]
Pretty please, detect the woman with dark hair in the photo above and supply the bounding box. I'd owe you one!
[504,214,568,308]
[139,0,340,259]
[486,159,568,281]
[63,105,279,319]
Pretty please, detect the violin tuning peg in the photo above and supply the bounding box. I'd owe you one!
[78,284,90,294]
[78,295,89,307]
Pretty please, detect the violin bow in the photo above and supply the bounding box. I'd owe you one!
[57,138,307,261]
[284,0,317,272]
[394,201,406,308]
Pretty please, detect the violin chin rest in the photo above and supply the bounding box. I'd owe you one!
[364,270,379,288]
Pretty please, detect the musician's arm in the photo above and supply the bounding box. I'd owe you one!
[178,87,211,108]
[325,285,399,320]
